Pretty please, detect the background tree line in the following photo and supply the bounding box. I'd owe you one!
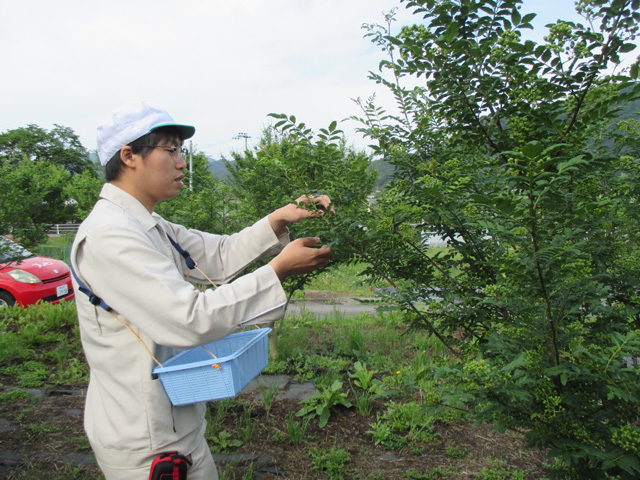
[0,125,102,247]
[1,0,639,477]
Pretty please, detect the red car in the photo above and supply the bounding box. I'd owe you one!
[0,235,75,307]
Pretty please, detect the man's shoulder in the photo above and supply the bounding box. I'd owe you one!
[81,199,124,229]
[79,199,149,242]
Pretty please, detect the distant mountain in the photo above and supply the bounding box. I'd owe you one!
[615,93,640,121]
[208,158,229,180]
[206,95,639,188]
[370,159,394,187]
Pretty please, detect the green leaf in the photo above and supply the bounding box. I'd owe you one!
[502,353,527,372]
[560,372,568,386]
[444,22,459,42]
[522,141,544,158]
[620,42,637,53]
[502,150,527,160]
[557,156,588,172]
[318,409,331,428]
[511,9,521,26]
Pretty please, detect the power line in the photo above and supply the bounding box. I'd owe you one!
[233,132,251,150]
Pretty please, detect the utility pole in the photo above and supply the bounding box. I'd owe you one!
[233,132,251,150]
[189,140,193,191]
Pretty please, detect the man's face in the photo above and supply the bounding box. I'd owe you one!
[134,136,186,210]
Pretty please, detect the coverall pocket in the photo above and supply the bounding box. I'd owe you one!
[141,378,206,450]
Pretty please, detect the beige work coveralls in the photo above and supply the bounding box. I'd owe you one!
[71,183,288,479]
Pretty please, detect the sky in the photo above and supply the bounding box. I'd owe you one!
[0,0,637,161]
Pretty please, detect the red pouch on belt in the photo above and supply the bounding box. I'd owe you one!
[149,451,192,480]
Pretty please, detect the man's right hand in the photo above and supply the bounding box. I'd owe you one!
[268,237,331,281]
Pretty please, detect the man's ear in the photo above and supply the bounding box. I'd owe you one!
[119,146,137,167]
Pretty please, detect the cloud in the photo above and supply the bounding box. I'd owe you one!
[1,0,411,157]
[1,0,636,160]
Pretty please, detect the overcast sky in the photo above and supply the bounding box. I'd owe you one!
[1,1,636,160]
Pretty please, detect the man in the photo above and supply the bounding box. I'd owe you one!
[70,101,332,479]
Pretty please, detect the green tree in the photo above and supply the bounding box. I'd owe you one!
[0,124,92,176]
[64,168,104,222]
[223,122,376,358]
[339,1,640,478]
[224,123,377,298]
[0,124,96,244]
[155,151,236,235]
[0,159,72,247]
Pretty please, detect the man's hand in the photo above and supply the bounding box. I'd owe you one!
[268,194,334,237]
[268,237,331,281]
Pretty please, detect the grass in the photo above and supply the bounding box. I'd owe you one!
[33,234,74,264]
[0,301,88,387]
[0,261,546,479]
[304,262,386,296]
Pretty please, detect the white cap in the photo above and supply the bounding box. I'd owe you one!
[96,101,195,166]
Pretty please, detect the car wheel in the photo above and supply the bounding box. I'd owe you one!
[0,291,16,307]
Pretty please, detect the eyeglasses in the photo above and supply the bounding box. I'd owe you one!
[140,145,188,160]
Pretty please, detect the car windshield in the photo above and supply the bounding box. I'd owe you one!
[0,237,35,263]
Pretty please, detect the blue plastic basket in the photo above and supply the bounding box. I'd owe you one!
[153,328,271,406]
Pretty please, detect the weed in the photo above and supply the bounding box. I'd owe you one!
[19,322,55,347]
[305,262,383,296]
[2,361,49,388]
[26,423,66,439]
[16,406,37,422]
[205,398,234,438]
[296,380,352,428]
[346,323,368,356]
[290,353,350,387]
[217,461,237,480]
[367,473,386,480]
[349,361,375,390]
[368,400,442,449]
[45,337,73,365]
[404,466,450,478]
[285,414,310,445]
[258,382,279,415]
[238,403,256,443]
[0,389,33,406]
[309,446,351,480]
[241,462,254,480]
[349,361,384,396]
[477,458,527,480]
[6,459,101,480]
[208,430,243,453]
[333,323,368,358]
[445,442,469,458]
[273,325,309,360]
[263,358,288,375]
[0,331,32,364]
[352,389,374,416]
[74,435,92,453]
[51,357,89,385]
[366,416,407,450]
[384,401,432,434]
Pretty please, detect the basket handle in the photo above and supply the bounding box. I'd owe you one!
[199,345,221,370]
[108,311,164,368]
[110,310,222,370]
